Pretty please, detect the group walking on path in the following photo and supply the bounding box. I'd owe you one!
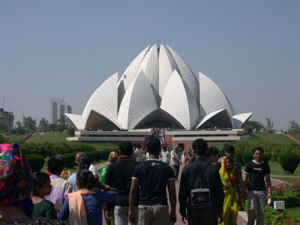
[0,139,288,225]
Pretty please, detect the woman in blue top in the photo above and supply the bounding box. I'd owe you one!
[58,170,117,225]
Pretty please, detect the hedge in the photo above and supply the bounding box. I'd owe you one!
[21,142,96,157]
[279,152,300,174]
[27,153,45,172]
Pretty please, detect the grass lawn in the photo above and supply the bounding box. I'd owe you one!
[27,132,69,143]
[251,132,295,144]
[289,132,300,141]
[2,132,69,143]
[269,161,300,177]
[286,207,300,217]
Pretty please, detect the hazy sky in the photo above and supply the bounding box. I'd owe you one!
[1,0,299,130]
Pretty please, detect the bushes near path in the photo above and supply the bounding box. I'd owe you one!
[20,141,117,169]
[279,152,300,174]
[27,153,45,172]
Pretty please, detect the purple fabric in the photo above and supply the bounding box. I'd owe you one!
[44,174,73,211]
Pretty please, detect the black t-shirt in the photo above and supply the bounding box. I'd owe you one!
[105,157,138,206]
[245,160,270,191]
[132,159,175,205]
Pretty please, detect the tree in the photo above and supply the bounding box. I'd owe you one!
[15,121,25,135]
[245,120,264,132]
[56,116,68,132]
[288,120,300,133]
[22,116,36,133]
[265,118,274,131]
[38,118,49,132]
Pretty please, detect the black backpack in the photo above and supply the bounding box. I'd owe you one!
[190,163,212,208]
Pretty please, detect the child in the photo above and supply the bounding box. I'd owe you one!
[32,172,57,219]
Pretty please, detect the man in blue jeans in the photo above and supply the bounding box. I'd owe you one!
[244,146,272,225]
[105,141,138,225]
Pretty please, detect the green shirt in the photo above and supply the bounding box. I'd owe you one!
[32,199,57,220]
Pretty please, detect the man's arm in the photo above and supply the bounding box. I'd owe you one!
[167,179,177,224]
[178,169,188,223]
[243,173,248,185]
[128,178,139,225]
[266,174,272,200]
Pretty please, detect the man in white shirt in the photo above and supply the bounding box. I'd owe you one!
[160,146,170,164]
[134,144,144,162]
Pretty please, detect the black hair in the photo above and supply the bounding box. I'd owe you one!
[32,172,50,196]
[146,136,161,155]
[192,138,208,156]
[207,146,219,158]
[119,141,133,156]
[253,146,264,154]
[48,155,65,174]
[79,154,91,170]
[225,145,235,153]
[76,170,97,190]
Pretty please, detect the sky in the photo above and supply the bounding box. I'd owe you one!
[0,0,299,130]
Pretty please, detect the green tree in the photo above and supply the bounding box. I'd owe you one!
[15,121,25,135]
[38,118,49,132]
[56,116,68,132]
[265,118,274,131]
[245,120,264,132]
[22,116,36,133]
[288,120,300,133]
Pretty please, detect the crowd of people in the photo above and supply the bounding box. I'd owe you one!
[0,138,272,225]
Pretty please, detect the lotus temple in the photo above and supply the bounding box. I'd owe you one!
[65,44,252,147]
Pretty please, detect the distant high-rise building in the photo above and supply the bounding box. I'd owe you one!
[50,98,72,124]
[0,108,14,128]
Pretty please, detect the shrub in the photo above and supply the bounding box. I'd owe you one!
[242,151,253,165]
[26,153,45,172]
[264,205,286,225]
[64,152,76,168]
[279,152,300,174]
[0,134,7,143]
[272,183,300,208]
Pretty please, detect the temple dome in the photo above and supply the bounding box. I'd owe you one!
[65,44,252,130]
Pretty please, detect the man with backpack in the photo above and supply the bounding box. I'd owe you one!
[179,138,224,225]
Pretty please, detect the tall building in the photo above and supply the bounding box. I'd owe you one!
[0,108,14,128]
[50,98,72,124]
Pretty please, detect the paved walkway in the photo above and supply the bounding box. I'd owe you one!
[286,133,300,144]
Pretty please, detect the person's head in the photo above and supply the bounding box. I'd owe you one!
[76,169,97,190]
[207,146,219,165]
[146,137,161,157]
[162,146,167,152]
[253,146,264,162]
[0,143,32,215]
[192,138,208,156]
[75,152,85,166]
[108,151,118,164]
[48,154,65,175]
[224,157,234,170]
[225,145,235,159]
[32,172,52,197]
[78,154,91,170]
[119,141,133,156]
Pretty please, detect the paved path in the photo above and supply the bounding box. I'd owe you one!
[286,133,300,144]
